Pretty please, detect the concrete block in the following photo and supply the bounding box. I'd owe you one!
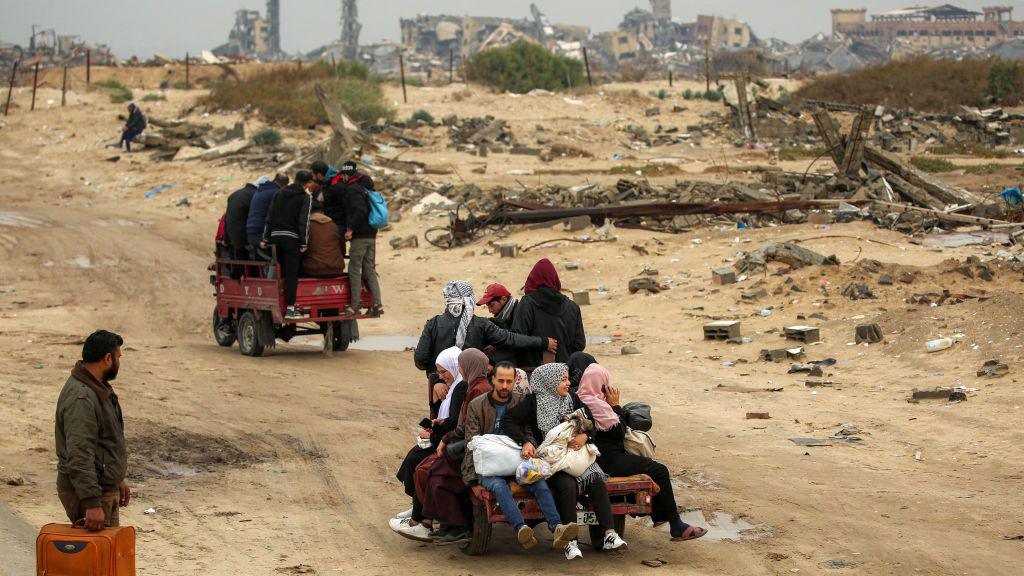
[784,325,821,344]
[712,268,737,285]
[573,291,590,305]
[704,320,741,340]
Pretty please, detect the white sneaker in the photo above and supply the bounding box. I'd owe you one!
[389,517,434,542]
[564,539,583,560]
[602,530,628,551]
[395,508,413,520]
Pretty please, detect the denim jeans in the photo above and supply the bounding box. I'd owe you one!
[479,476,561,532]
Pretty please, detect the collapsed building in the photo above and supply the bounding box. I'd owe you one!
[213,0,282,59]
[0,25,115,70]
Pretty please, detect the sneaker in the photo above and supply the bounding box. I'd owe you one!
[285,306,302,319]
[389,518,433,543]
[517,525,537,550]
[394,508,413,520]
[435,528,470,545]
[602,530,628,551]
[564,539,583,560]
[551,523,578,548]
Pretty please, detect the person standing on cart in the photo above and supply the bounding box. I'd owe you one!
[342,174,383,317]
[261,171,313,319]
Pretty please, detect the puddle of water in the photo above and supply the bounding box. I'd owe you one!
[299,335,615,352]
[674,510,764,542]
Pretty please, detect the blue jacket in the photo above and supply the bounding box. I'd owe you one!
[245,181,280,244]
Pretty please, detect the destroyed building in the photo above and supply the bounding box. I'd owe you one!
[0,25,115,69]
[832,5,1023,49]
[214,0,281,59]
[340,0,361,61]
[400,5,589,63]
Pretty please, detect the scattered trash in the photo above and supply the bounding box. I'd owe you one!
[909,388,969,403]
[144,507,156,515]
[175,198,191,207]
[977,360,1008,378]
[621,345,641,355]
[821,559,860,569]
[925,334,963,353]
[914,450,923,461]
[745,412,770,419]
[144,182,177,199]
[789,438,831,447]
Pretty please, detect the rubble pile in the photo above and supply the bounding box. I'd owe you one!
[446,116,517,153]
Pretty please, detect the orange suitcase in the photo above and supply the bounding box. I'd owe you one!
[36,522,136,575]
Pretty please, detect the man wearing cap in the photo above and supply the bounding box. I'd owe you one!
[477,283,518,330]
[477,283,520,364]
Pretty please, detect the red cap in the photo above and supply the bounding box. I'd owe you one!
[476,283,511,306]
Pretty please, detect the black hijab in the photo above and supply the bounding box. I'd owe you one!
[568,352,597,391]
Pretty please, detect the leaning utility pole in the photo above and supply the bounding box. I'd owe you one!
[340,0,362,61]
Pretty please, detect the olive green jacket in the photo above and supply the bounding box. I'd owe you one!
[55,362,127,508]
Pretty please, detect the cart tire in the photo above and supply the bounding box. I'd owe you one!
[213,306,236,347]
[332,323,350,352]
[458,501,492,556]
[588,514,626,551]
[237,311,265,357]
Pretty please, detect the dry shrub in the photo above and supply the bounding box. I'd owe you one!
[795,57,994,112]
[200,61,393,127]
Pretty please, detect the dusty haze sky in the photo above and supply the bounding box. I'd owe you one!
[0,0,1011,57]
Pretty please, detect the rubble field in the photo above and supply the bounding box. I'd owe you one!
[0,75,1022,576]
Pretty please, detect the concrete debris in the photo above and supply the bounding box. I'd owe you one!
[735,242,839,274]
[389,235,419,250]
[855,323,883,344]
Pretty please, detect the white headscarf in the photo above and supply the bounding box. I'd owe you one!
[443,280,476,349]
[435,346,464,419]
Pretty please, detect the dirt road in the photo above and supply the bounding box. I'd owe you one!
[0,81,1021,575]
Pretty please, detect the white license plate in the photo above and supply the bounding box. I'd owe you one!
[576,511,598,526]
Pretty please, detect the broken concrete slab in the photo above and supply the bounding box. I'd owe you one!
[855,323,884,344]
[199,138,251,160]
[735,242,839,274]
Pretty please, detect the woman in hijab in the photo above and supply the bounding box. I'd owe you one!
[567,351,598,392]
[417,348,493,544]
[577,364,708,542]
[392,347,467,542]
[414,280,554,406]
[501,363,627,560]
[512,259,587,368]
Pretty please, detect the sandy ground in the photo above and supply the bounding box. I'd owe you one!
[1,77,1023,576]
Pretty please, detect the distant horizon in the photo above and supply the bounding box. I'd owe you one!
[0,1,1009,59]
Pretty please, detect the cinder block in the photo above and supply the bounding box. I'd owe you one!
[573,291,590,305]
[784,325,821,344]
[712,268,737,285]
[498,244,518,258]
[703,320,741,340]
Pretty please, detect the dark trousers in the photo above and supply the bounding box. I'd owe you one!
[120,127,142,152]
[397,445,434,522]
[548,471,614,532]
[599,451,677,523]
[270,237,301,306]
[230,246,250,279]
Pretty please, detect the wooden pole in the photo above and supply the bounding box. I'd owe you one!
[330,53,338,77]
[4,59,18,117]
[704,36,711,92]
[86,49,91,85]
[398,52,408,104]
[296,59,302,70]
[30,61,39,111]
[582,47,593,87]
[185,53,190,89]
[61,65,67,106]
[449,48,454,84]
[668,69,673,87]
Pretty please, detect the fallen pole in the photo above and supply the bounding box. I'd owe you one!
[868,200,1021,228]
[489,200,835,226]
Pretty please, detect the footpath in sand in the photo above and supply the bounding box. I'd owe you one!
[0,80,1022,575]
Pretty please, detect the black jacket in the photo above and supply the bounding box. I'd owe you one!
[346,171,375,191]
[414,314,545,376]
[126,107,146,132]
[343,183,377,239]
[430,381,467,446]
[262,184,311,247]
[225,184,257,250]
[323,179,348,232]
[511,287,586,367]
[500,392,594,448]
[591,405,630,458]
[488,298,518,331]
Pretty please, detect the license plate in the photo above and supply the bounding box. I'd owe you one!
[576,511,598,526]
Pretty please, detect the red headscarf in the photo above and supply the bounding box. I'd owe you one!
[524,258,561,294]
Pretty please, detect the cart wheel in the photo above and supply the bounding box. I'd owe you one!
[237,311,265,357]
[332,321,350,352]
[458,501,492,556]
[588,514,626,551]
[213,306,236,347]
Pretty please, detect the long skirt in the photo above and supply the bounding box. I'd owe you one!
[422,455,472,528]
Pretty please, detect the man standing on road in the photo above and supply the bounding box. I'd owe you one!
[55,330,130,530]
[343,175,383,317]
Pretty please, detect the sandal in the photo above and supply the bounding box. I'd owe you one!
[671,525,707,542]
[369,305,384,316]
[341,306,359,317]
